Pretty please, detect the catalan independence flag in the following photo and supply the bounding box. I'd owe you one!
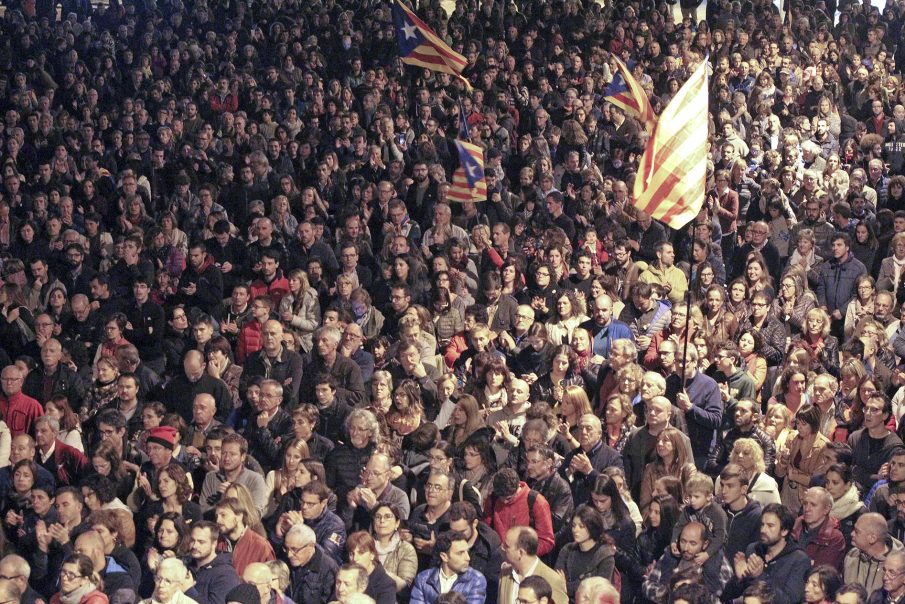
[604,57,657,133]
[632,58,708,230]
[448,140,487,203]
[393,0,471,88]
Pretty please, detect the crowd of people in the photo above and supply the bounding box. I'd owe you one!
[1,0,905,603]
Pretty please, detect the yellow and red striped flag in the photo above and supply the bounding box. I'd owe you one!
[393,0,471,89]
[448,140,487,202]
[604,56,657,133]
[632,58,709,229]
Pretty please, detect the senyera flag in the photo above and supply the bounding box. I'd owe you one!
[604,56,657,133]
[448,140,487,203]
[632,58,709,230]
[393,0,471,89]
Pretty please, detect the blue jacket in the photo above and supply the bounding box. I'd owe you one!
[410,567,487,604]
[192,552,241,604]
[580,318,634,357]
[683,371,724,461]
[816,253,867,314]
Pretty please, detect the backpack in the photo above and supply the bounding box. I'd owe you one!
[490,489,540,526]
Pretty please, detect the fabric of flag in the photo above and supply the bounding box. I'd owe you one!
[604,57,657,133]
[392,0,470,88]
[631,59,708,230]
[448,140,487,202]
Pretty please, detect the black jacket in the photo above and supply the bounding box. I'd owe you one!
[243,407,294,472]
[23,364,87,410]
[124,299,166,362]
[724,498,763,559]
[287,545,338,604]
[159,373,234,422]
[559,441,624,507]
[192,552,241,604]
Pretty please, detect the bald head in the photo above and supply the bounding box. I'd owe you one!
[74,530,106,571]
[244,562,273,600]
[10,435,35,464]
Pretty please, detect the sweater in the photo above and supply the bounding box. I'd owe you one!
[554,542,616,600]
[230,527,276,577]
[848,428,905,491]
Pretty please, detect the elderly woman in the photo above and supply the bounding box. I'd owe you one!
[776,404,831,513]
[773,272,817,336]
[788,229,825,290]
[790,308,840,377]
[325,409,381,517]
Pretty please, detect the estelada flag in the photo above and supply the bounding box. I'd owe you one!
[448,140,487,203]
[632,58,709,229]
[393,0,471,89]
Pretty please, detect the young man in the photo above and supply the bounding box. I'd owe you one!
[189,521,241,604]
[719,464,762,559]
[410,530,487,604]
[215,497,275,575]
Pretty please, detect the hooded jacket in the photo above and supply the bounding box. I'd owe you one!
[843,536,905,594]
[726,540,812,604]
[791,515,846,570]
[724,498,762,559]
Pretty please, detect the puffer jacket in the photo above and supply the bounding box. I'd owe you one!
[236,319,265,364]
[816,253,868,316]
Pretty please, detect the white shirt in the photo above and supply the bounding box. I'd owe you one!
[510,558,540,604]
[438,567,459,594]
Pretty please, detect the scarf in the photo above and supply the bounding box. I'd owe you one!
[574,345,592,373]
[375,532,402,565]
[58,582,98,604]
[832,485,864,520]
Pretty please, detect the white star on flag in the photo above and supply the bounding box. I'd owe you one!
[467,165,478,177]
[402,22,417,39]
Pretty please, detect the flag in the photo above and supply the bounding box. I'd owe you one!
[604,57,657,132]
[448,140,487,202]
[632,59,709,230]
[392,0,471,89]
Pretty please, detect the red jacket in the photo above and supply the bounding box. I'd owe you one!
[208,91,239,114]
[483,482,555,556]
[237,319,265,364]
[791,515,846,571]
[230,527,276,576]
[0,392,45,436]
[42,439,89,487]
[249,275,291,307]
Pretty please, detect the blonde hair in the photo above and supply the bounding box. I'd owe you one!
[730,438,767,473]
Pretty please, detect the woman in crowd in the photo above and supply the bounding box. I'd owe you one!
[346,531,399,604]
[545,290,589,346]
[555,505,616,600]
[279,269,321,354]
[845,275,877,339]
[791,307,840,377]
[602,393,635,454]
[776,405,831,512]
[638,427,697,513]
[728,438,781,507]
[370,503,418,594]
[51,554,106,604]
[45,396,84,452]
[773,272,817,336]
[825,462,865,543]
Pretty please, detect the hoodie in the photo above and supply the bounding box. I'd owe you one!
[724,498,762,559]
[725,540,812,604]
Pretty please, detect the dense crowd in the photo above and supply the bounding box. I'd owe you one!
[1,0,905,603]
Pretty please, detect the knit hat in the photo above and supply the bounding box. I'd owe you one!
[225,584,261,604]
[147,426,178,451]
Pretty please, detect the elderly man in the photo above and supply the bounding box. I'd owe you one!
[23,338,86,408]
[0,434,55,499]
[0,554,44,604]
[0,365,44,437]
[242,563,274,604]
[243,380,294,473]
[844,513,905,594]
[789,487,846,569]
[346,452,410,530]
[870,550,905,604]
[242,320,305,406]
[731,220,781,284]
[488,378,531,457]
[595,338,638,410]
[408,470,455,564]
[558,414,623,506]
[498,527,567,604]
[284,524,339,604]
[334,564,370,604]
[298,325,365,407]
[141,557,195,604]
[674,347,723,470]
[339,322,375,383]
[34,416,88,486]
[624,396,694,501]
[160,350,233,422]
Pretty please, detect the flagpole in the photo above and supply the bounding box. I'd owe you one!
[680,289,693,391]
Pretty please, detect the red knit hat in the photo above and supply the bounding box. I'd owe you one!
[147,426,178,450]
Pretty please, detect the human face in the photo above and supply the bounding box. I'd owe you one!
[60,562,88,594]
[738,333,755,355]
[191,527,216,562]
[655,433,674,461]
[889,456,905,482]
[824,471,848,500]
[13,465,34,493]
[443,539,471,574]
[361,458,390,491]
[372,507,400,538]
[463,446,482,470]
[759,512,785,547]
[348,418,371,449]
[883,558,905,596]
[553,353,570,375]
[158,471,178,499]
[864,399,888,429]
[571,517,591,544]
[801,490,830,526]
[220,442,244,473]
[803,573,826,604]
[157,519,180,549]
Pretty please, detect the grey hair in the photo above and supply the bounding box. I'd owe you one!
[285,523,316,545]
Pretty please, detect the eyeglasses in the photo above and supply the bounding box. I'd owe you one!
[60,571,84,581]
[751,302,768,307]
[425,483,448,492]
[284,543,311,555]
[884,567,905,578]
